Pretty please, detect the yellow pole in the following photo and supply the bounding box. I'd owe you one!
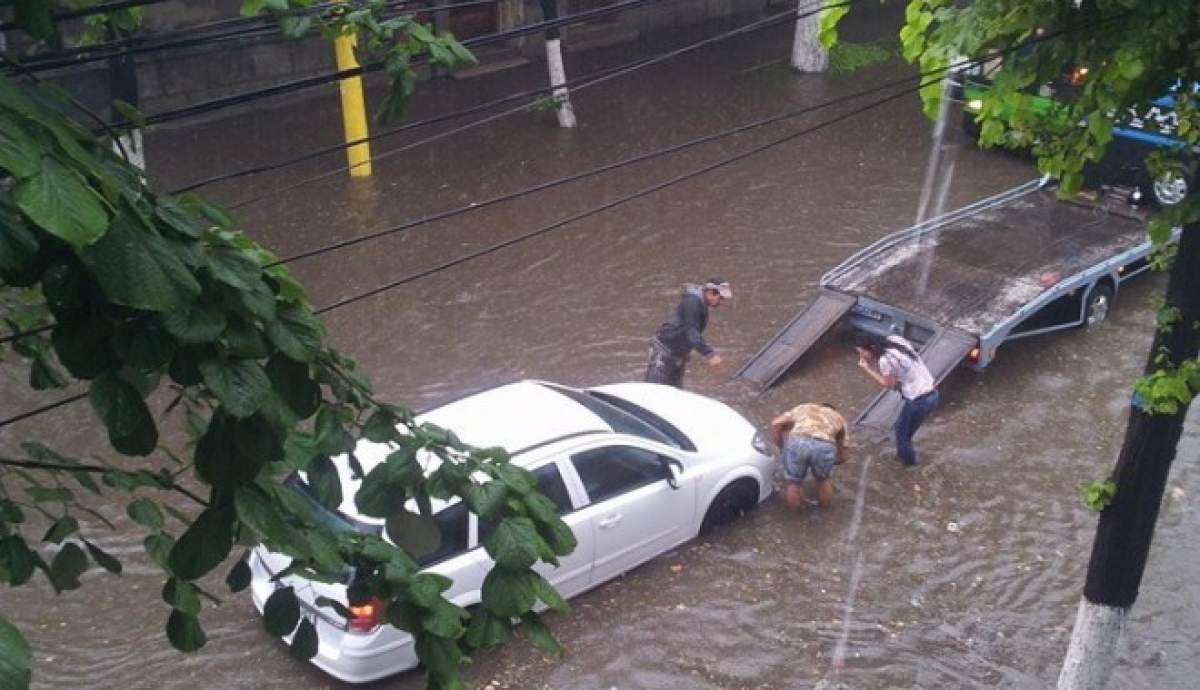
[333,1,372,178]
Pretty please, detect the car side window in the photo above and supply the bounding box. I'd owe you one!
[477,464,574,546]
[416,502,469,567]
[571,446,671,504]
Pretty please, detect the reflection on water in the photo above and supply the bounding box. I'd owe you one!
[2,6,1197,690]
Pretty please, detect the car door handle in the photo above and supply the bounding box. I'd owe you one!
[597,514,623,529]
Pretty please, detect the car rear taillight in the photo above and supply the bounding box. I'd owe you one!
[348,597,385,633]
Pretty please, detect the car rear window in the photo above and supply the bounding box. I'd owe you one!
[540,383,685,449]
[418,502,470,567]
[478,464,573,545]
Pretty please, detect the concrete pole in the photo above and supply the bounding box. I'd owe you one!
[333,0,372,177]
[790,0,827,72]
[538,0,576,128]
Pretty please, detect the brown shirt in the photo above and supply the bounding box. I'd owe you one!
[782,404,849,446]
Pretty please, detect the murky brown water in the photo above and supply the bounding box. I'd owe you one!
[3,6,1197,689]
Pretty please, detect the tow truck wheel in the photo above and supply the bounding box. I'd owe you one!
[1084,283,1113,327]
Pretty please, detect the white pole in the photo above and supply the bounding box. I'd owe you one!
[790,1,827,72]
[1058,599,1127,689]
[545,37,576,128]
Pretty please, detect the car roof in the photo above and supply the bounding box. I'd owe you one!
[417,380,610,454]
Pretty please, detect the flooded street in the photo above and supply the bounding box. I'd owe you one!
[2,5,1197,689]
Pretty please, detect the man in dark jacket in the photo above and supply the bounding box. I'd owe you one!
[644,278,731,388]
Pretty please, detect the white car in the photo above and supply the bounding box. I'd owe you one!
[249,380,774,683]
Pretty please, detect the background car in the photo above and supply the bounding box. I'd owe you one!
[248,380,774,683]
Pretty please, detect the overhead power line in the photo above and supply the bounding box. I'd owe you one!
[0,0,171,33]
[221,1,835,206]
[0,13,1128,431]
[132,0,681,129]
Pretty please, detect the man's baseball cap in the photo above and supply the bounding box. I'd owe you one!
[703,278,732,299]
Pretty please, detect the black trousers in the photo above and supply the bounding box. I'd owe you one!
[644,339,689,388]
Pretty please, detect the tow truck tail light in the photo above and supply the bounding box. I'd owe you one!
[966,347,982,363]
[348,597,385,633]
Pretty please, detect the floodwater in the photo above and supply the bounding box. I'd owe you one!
[2,5,1198,689]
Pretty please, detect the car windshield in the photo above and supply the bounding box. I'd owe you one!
[539,383,692,450]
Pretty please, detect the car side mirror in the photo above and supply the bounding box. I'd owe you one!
[660,457,684,490]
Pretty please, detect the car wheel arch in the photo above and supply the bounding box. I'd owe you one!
[696,470,764,534]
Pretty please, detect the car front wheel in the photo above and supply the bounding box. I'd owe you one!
[700,479,758,534]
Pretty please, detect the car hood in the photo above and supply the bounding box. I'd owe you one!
[591,382,756,456]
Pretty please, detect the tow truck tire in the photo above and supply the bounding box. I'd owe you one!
[1151,170,1190,206]
[1084,283,1114,327]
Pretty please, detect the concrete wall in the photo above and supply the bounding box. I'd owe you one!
[38,0,777,119]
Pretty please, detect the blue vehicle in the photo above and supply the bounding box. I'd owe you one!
[955,64,1195,206]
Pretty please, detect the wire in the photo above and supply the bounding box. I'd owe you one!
[0,13,1127,429]
[189,1,835,198]
[131,0,679,129]
[0,0,169,32]
[17,0,498,73]
[217,1,833,204]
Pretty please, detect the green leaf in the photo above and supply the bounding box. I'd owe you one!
[199,358,271,419]
[195,411,282,487]
[266,355,320,419]
[166,610,207,652]
[464,481,507,519]
[30,355,68,390]
[263,586,301,636]
[265,304,323,363]
[355,447,423,518]
[484,517,541,570]
[113,320,176,370]
[24,486,74,504]
[90,372,158,456]
[304,455,343,511]
[163,577,201,615]
[83,539,122,575]
[112,99,147,128]
[497,463,535,494]
[414,633,462,681]
[0,116,40,178]
[154,197,206,238]
[521,611,563,654]
[15,157,109,247]
[42,516,80,544]
[48,543,88,592]
[289,617,319,660]
[15,0,59,47]
[235,486,306,554]
[144,533,175,571]
[127,498,164,530]
[385,509,442,559]
[226,555,251,593]
[360,409,398,443]
[79,213,202,312]
[481,567,537,619]
[531,571,567,613]
[0,536,37,586]
[168,505,235,581]
[52,317,118,380]
[409,572,453,607]
[0,614,32,690]
[422,600,467,640]
[463,608,511,649]
[0,501,24,525]
[206,247,262,291]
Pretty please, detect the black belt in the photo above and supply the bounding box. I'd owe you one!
[904,389,936,402]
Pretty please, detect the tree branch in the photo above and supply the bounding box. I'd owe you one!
[0,457,209,507]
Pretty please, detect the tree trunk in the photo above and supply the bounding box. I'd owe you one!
[790,2,827,72]
[1058,222,1200,689]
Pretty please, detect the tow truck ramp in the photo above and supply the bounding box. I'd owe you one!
[735,289,856,390]
[853,326,976,429]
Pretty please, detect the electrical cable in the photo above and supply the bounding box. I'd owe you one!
[0,0,170,33]
[130,0,680,129]
[0,13,1128,429]
[225,2,835,207]
[197,0,832,200]
[17,0,499,73]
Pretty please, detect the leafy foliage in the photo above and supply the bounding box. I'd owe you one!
[0,5,562,690]
[1078,479,1118,512]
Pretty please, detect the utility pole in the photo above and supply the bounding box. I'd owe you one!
[333,0,372,178]
[790,0,827,72]
[538,0,576,128]
[1058,224,1200,688]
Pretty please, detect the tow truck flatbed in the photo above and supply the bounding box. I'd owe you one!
[738,178,1173,428]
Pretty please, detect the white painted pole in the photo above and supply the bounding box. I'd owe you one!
[1058,599,1127,689]
[790,0,827,72]
[545,37,576,128]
